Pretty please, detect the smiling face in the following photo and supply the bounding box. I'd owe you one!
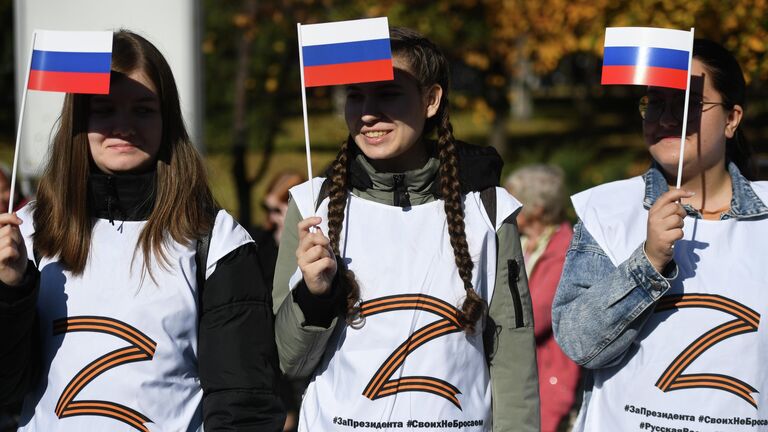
[87,70,163,175]
[344,56,443,172]
[643,58,743,180]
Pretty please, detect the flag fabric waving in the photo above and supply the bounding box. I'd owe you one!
[601,27,693,90]
[299,17,393,87]
[28,30,113,94]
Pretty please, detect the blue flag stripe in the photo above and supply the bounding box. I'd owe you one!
[31,50,112,73]
[603,46,689,71]
[302,39,391,67]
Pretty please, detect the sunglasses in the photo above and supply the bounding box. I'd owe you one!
[261,203,284,215]
[638,94,729,123]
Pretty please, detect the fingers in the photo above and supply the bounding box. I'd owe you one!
[645,190,693,272]
[654,189,695,207]
[297,217,333,255]
[0,212,23,229]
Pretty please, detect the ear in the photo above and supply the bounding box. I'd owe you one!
[725,104,743,139]
[424,84,443,119]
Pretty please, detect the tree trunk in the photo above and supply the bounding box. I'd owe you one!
[231,0,258,227]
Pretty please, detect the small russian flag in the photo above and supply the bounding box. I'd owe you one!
[300,17,393,87]
[28,30,113,94]
[601,27,693,90]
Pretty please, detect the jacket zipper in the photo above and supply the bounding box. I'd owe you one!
[507,259,525,328]
[392,174,411,208]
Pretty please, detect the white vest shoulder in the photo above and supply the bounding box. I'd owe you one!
[571,176,646,266]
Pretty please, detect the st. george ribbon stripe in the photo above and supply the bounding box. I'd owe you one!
[302,39,391,67]
[603,46,689,70]
[31,50,112,73]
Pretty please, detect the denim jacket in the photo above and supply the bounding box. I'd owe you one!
[552,162,768,370]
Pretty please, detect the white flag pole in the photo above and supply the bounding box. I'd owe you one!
[296,23,316,214]
[675,27,696,189]
[9,31,38,214]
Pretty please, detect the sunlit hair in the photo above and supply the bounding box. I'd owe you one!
[693,38,755,179]
[505,164,567,225]
[326,27,484,333]
[33,29,216,274]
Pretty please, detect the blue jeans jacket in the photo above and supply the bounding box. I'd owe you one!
[552,162,768,370]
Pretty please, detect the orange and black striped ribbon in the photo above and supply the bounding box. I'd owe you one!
[654,294,760,408]
[360,294,464,409]
[53,316,156,431]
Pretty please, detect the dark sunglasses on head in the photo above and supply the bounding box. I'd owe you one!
[638,94,729,123]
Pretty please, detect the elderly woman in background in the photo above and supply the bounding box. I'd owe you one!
[505,164,580,432]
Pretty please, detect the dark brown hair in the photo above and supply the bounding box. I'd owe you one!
[33,30,216,274]
[327,27,485,332]
[693,39,755,179]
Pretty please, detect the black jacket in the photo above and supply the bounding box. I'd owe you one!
[0,172,285,431]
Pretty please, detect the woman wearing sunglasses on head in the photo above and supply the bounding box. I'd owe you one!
[552,39,768,431]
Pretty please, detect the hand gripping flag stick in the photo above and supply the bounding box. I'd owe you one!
[10,30,112,213]
[296,17,394,216]
[601,26,695,189]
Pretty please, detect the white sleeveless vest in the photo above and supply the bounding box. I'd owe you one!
[16,206,253,432]
[572,177,768,432]
[289,179,521,432]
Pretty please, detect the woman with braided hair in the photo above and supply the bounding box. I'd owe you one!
[272,27,539,431]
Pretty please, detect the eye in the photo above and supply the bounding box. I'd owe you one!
[134,105,158,115]
[345,90,364,102]
[89,104,114,115]
[378,90,402,99]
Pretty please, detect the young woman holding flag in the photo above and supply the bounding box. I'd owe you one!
[0,30,284,431]
[553,39,767,431]
[273,27,539,431]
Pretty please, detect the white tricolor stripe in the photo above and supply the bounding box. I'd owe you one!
[300,17,389,47]
[604,27,692,52]
[33,30,113,53]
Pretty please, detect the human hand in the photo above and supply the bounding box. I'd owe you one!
[0,213,28,286]
[296,217,337,296]
[645,189,693,273]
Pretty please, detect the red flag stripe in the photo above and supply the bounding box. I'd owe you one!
[601,65,688,90]
[28,70,111,94]
[304,59,393,87]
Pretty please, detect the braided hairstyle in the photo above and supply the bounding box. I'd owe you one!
[325,27,484,332]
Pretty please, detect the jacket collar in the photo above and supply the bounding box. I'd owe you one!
[345,139,502,207]
[642,161,768,220]
[88,170,156,223]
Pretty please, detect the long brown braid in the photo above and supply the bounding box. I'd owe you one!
[326,137,362,324]
[326,27,484,331]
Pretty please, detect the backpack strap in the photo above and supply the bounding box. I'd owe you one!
[33,248,42,269]
[196,209,218,314]
[480,186,497,229]
[315,178,333,211]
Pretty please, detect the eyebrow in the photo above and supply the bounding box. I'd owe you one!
[90,96,159,103]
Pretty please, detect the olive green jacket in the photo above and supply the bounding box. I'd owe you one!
[272,152,540,432]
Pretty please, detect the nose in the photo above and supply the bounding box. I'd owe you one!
[360,96,381,124]
[111,110,135,139]
[658,101,679,128]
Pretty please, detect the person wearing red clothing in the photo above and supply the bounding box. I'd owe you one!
[506,165,580,432]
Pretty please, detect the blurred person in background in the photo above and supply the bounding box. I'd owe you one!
[506,164,580,432]
[0,164,30,212]
[249,170,306,432]
[251,170,306,289]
